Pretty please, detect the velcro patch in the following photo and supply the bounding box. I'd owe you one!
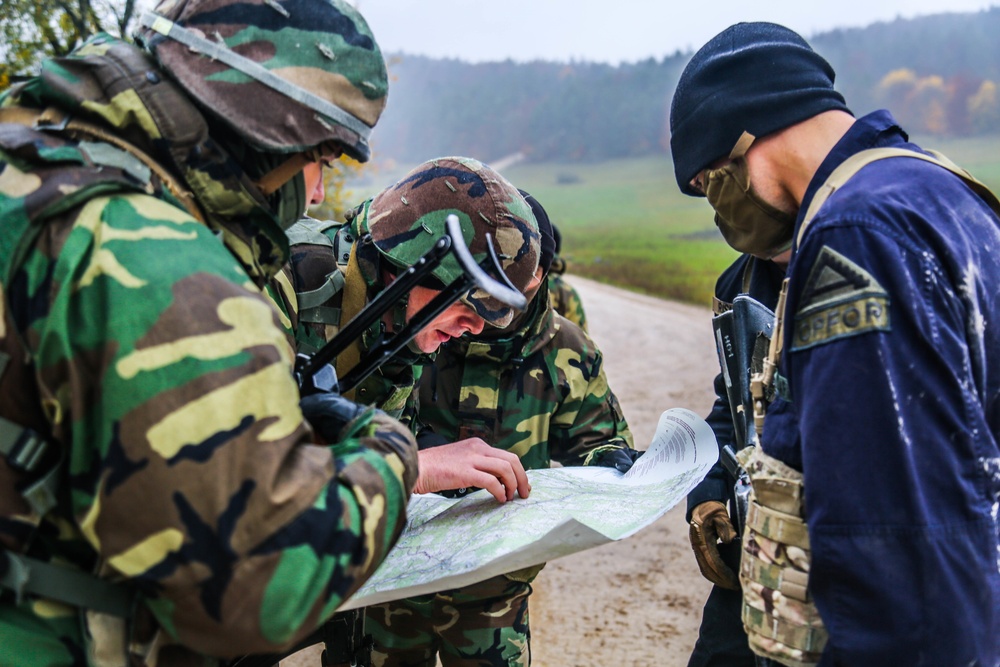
[791,246,890,351]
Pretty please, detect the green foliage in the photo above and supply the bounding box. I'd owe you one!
[0,0,142,87]
[309,155,372,222]
[370,8,1000,166]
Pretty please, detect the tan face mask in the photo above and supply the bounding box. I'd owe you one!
[704,132,796,258]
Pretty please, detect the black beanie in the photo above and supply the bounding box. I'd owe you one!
[518,189,556,274]
[669,22,851,196]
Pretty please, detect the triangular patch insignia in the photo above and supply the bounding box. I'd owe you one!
[799,246,886,310]
[791,246,891,351]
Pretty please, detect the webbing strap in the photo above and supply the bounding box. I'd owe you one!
[297,271,346,311]
[140,12,373,142]
[797,147,1000,247]
[0,420,47,473]
[0,420,61,517]
[1,551,136,617]
[335,243,368,401]
[746,498,811,550]
[299,306,342,325]
[0,106,205,223]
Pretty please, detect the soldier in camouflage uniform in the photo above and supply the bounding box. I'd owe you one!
[363,190,640,667]
[545,223,588,333]
[286,156,542,503]
[0,1,421,665]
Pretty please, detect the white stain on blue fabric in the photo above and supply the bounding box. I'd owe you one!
[878,346,912,449]
[961,262,986,338]
[981,456,1000,573]
[921,251,940,288]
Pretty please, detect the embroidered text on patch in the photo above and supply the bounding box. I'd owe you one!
[792,246,891,351]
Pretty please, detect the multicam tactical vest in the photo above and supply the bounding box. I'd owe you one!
[740,147,1000,667]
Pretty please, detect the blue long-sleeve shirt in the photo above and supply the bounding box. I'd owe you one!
[765,110,1000,666]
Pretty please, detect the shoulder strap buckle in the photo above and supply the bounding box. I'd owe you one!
[0,419,49,474]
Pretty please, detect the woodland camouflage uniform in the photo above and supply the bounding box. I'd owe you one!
[286,156,541,427]
[546,256,588,333]
[0,1,420,665]
[544,224,588,332]
[364,274,635,666]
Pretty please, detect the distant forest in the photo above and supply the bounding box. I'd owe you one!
[368,8,1000,165]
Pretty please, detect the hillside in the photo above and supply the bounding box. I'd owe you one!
[367,8,1000,165]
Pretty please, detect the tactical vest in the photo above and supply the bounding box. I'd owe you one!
[739,148,1000,667]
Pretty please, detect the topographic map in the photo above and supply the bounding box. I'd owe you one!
[341,407,717,610]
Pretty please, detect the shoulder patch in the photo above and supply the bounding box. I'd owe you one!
[791,246,890,351]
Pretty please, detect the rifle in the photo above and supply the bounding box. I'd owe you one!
[229,215,527,667]
[711,294,775,537]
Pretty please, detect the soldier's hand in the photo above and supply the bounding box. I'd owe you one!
[299,392,372,443]
[689,500,741,590]
[414,438,530,503]
[589,447,644,473]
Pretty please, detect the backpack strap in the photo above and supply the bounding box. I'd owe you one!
[0,106,205,224]
[797,146,1000,247]
[0,550,137,617]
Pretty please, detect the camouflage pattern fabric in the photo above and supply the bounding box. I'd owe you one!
[360,156,540,328]
[139,0,388,161]
[546,257,588,333]
[365,282,634,665]
[736,447,827,667]
[418,281,632,470]
[0,34,417,667]
[366,575,531,667]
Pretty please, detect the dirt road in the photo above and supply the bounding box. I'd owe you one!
[529,276,716,667]
[285,276,719,667]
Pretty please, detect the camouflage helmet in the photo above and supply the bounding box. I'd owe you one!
[357,156,540,328]
[138,0,388,162]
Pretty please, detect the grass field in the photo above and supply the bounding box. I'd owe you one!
[350,133,1000,308]
[501,156,736,308]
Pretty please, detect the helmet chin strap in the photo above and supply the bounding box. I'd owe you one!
[255,152,313,197]
[254,142,341,197]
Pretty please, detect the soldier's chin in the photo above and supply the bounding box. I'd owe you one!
[416,331,449,354]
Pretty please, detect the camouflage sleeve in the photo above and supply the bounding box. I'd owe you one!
[16,194,417,657]
[548,275,589,333]
[546,316,634,466]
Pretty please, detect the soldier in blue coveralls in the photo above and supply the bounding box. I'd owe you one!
[670,21,1000,667]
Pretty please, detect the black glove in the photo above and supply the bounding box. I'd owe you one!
[299,392,371,443]
[590,447,644,473]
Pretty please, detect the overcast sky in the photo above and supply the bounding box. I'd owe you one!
[355,0,997,64]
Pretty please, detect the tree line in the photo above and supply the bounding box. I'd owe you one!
[5,3,1000,164]
[370,8,1000,164]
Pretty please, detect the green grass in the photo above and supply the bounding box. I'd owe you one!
[349,134,1000,308]
[501,156,737,307]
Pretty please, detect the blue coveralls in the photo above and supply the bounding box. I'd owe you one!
[765,110,1000,665]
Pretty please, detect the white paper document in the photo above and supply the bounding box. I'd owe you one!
[341,407,718,610]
